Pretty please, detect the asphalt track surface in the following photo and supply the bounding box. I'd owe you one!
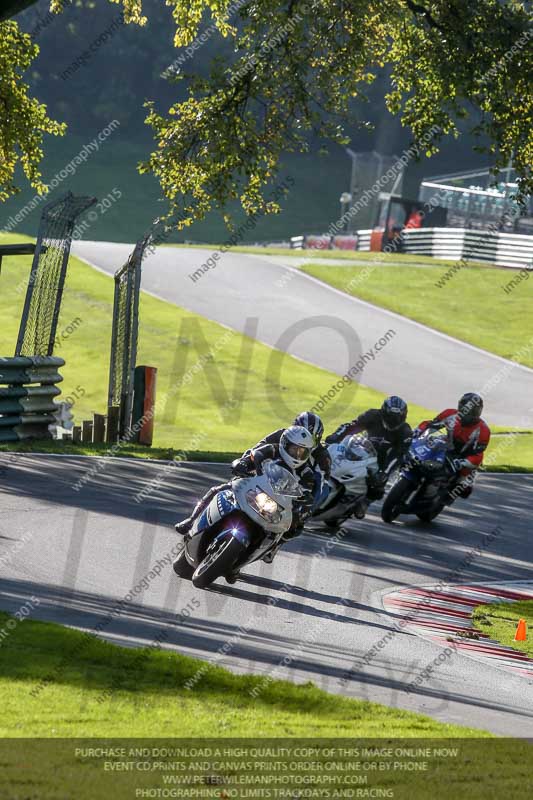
[1,453,532,736]
[71,241,533,427]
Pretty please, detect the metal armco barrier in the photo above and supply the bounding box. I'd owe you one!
[356,229,372,251]
[291,227,532,267]
[399,228,533,268]
[291,231,372,251]
[0,356,64,442]
[290,235,305,249]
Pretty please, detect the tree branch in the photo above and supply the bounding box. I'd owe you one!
[403,0,445,33]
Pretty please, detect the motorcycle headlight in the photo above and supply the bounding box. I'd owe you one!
[246,490,282,523]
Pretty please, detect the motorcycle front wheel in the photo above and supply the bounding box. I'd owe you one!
[173,545,195,579]
[416,505,444,523]
[192,534,246,589]
[381,477,414,523]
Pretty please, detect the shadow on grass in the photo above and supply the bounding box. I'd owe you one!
[1,576,533,731]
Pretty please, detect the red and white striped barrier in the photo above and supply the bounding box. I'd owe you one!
[381,581,533,679]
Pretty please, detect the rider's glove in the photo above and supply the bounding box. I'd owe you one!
[232,458,250,477]
[453,458,469,472]
[298,492,315,513]
[293,493,314,523]
[366,470,386,501]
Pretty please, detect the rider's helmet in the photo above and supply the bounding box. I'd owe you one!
[293,411,324,446]
[345,434,376,461]
[458,392,483,425]
[279,426,314,471]
[381,396,408,430]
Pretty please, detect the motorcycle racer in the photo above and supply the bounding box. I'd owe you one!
[325,397,411,504]
[326,396,411,468]
[243,411,331,522]
[246,411,331,482]
[175,427,316,552]
[416,392,490,501]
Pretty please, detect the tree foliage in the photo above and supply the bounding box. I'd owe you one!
[140,0,532,228]
[1,0,532,225]
[0,19,65,202]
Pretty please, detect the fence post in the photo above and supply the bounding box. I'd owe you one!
[132,365,157,446]
[106,406,120,444]
[93,413,105,444]
[81,420,93,444]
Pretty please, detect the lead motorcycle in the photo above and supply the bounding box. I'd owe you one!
[312,434,379,527]
[381,425,455,523]
[173,459,303,588]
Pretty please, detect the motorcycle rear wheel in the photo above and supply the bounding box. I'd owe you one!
[192,535,245,589]
[381,477,413,523]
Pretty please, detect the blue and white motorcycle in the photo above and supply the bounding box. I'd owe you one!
[381,425,455,523]
[173,460,303,588]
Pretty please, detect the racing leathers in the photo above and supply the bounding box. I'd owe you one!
[326,409,412,504]
[247,427,331,499]
[175,442,315,538]
[417,409,491,499]
[326,409,412,469]
[234,440,318,535]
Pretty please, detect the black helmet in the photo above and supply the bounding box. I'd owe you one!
[293,411,324,445]
[381,396,408,430]
[458,393,483,425]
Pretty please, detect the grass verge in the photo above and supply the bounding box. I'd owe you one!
[0,610,485,738]
[2,235,532,469]
[0,440,239,462]
[173,243,492,269]
[301,262,533,368]
[0,233,434,453]
[5,613,533,798]
[473,601,533,659]
[480,432,533,472]
[2,435,533,471]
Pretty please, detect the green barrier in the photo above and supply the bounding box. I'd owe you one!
[0,400,58,414]
[0,385,61,399]
[0,356,65,441]
[0,368,63,384]
[0,430,19,443]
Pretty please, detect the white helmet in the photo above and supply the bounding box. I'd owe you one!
[345,434,377,461]
[279,425,314,470]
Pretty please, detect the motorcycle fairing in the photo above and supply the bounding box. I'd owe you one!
[195,489,237,533]
[187,509,257,565]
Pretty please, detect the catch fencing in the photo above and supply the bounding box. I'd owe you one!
[108,234,151,437]
[15,191,96,357]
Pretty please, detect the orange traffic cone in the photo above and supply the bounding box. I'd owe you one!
[514,619,527,642]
